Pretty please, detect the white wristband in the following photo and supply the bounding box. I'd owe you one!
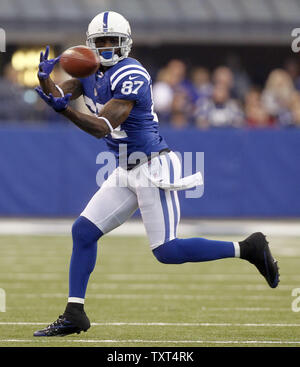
[99,116,114,133]
[55,84,65,97]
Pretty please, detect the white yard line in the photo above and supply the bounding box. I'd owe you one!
[0,322,299,327]
[91,283,294,291]
[7,292,286,300]
[109,274,300,281]
[0,218,299,237]
[3,272,300,281]
[0,339,300,345]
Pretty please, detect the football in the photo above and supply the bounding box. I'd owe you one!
[59,45,100,78]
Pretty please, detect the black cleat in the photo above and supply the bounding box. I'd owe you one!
[239,232,279,288]
[34,305,90,337]
[33,315,86,337]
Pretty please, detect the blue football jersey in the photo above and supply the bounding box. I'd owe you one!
[79,57,169,161]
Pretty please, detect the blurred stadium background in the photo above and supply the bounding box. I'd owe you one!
[0,0,300,347]
[0,0,300,229]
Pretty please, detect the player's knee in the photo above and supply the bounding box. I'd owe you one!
[152,239,184,264]
[152,245,170,264]
[72,216,103,247]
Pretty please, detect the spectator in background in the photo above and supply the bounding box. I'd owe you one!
[283,57,300,91]
[276,88,300,128]
[169,110,189,129]
[290,104,300,127]
[194,83,244,129]
[244,87,273,128]
[153,59,194,124]
[212,66,234,97]
[289,92,300,127]
[167,59,194,96]
[226,54,251,100]
[169,89,191,129]
[152,68,177,121]
[2,50,300,129]
[261,69,299,127]
[190,67,213,106]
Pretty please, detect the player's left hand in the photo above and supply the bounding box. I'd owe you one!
[35,86,72,112]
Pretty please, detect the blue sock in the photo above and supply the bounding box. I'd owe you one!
[153,237,235,264]
[69,216,103,299]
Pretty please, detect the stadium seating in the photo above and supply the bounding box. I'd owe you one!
[1,0,300,43]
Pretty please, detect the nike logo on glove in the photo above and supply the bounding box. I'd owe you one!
[129,75,140,80]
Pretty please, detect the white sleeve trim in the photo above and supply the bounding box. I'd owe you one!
[110,64,150,84]
[111,70,150,91]
[55,84,65,97]
[98,116,114,133]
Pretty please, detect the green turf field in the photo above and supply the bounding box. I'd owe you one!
[0,234,299,347]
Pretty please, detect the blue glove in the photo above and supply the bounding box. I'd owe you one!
[35,86,71,112]
[38,45,60,80]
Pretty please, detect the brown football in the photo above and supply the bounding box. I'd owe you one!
[60,45,100,78]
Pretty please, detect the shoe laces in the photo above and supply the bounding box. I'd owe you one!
[46,315,66,329]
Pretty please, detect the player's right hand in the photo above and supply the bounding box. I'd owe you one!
[38,45,60,80]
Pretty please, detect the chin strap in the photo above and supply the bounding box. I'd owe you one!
[100,53,121,67]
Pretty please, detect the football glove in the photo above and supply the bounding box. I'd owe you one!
[38,45,60,80]
[35,86,71,112]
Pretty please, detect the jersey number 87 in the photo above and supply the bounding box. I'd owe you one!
[121,80,144,95]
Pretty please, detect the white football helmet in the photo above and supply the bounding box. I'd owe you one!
[86,11,132,67]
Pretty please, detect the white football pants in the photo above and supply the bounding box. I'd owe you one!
[81,151,181,249]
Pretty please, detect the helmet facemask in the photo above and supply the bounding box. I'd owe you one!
[87,33,132,67]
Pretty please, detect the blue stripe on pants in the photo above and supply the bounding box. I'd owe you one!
[159,188,170,243]
[168,154,178,238]
[159,154,180,243]
[171,191,178,237]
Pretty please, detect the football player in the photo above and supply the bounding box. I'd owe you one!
[34,11,279,336]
